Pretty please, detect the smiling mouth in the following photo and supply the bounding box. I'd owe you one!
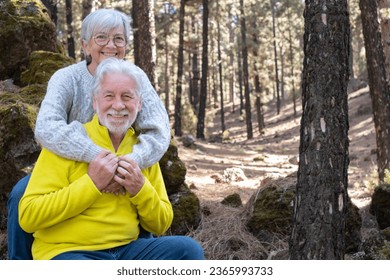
[108,114,128,118]
[101,52,118,57]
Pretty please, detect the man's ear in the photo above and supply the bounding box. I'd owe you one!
[92,96,97,111]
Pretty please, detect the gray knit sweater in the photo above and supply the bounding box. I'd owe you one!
[34,61,170,169]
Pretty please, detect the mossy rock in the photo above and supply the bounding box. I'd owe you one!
[370,184,390,230]
[0,84,46,106]
[376,241,390,260]
[345,198,362,253]
[0,0,63,83]
[221,193,243,208]
[246,183,295,236]
[159,141,187,195]
[0,102,40,227]
[382,227,390,242]
[168,185,201,235]
[246,176,362,253]
[20,51,74,86]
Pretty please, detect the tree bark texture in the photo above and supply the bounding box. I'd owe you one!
[174,0,185,137]
[132,0,157,88]
[360,0,390,182]
[65,0,75,59]
[289,0,350,260]
[196,0,209,139]
[239,0,253,139]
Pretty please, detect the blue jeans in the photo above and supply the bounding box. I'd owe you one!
[7,174,33,260]
[52,236,204,260]
[7,175,204,260]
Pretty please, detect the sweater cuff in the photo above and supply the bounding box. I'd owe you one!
[83,145,103,163]
[127,152,144,169]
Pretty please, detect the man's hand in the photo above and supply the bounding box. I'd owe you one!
[114,156,145,196]
[101,179,126,196]
[88,151,119,191]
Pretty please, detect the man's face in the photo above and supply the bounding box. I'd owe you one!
[93,72,141,135]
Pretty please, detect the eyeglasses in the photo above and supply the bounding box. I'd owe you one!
[93,33,126,47]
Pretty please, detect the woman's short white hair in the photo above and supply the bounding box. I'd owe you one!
[91,58,141,97]
[81,8,131,45]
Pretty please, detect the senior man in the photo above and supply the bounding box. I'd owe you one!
[18,58,204,260]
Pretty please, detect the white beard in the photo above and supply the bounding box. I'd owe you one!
[97,108,137,136]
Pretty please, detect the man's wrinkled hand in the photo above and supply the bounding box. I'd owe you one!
[101,179,126,196]
[114,156,145,197]
[88,150,118,191]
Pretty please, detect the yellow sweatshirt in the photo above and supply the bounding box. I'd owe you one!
[19,115,173,260]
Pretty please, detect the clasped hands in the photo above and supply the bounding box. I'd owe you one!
[88,150,145,196]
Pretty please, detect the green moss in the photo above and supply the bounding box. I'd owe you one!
[0,84,45,106]
[221,193,242,208]
[21,51,74,85]
[382,228,390,241]
[0,0,54,37]
[247,185,295,235]
[169,188,201,235]
[377,242,390,260]
[0,102,38,160]
[0,102,37,132]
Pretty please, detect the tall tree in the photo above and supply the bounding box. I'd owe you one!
[216,0,225,132]
[251,3,265,133]
[196,0,209,139]
[289,0,350,259]
[239,0,253,139]
[271,0,281,114]
[190,14,200,113]
[41,0,58,25]
[174,0,186,137]
[237,40,244,115]
[81,0,92,20]
[132,0,157,88]
[379,0,390,83]
[360,0,390,182]
[287,0,297,116]
[227,4,236,112]
[161,2,173,113]
[65,0,75,59]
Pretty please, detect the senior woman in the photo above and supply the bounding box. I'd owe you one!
[8,8,170,260]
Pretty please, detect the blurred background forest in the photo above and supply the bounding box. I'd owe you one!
[42,0,369,138]
[2,0,390,260]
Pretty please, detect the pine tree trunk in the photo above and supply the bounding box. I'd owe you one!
[174,0,186,137]
[132,0,157,88]
[217,0,225,132]
[289,0,350,260]
[360,0,390,182]
[81,0,92,20]
[239,0,253,139]
[196,0,209,139]
[271,1,280,115]
[190,16,200,113]
[65,0,75,59]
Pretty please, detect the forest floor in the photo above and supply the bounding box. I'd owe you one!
[0,86,377,260]
[176,86,378,259]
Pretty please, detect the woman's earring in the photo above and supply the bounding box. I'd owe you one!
[86,54,92,65]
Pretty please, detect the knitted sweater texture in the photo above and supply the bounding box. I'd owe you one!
[34,61,170,168]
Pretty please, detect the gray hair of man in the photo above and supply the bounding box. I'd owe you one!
[81,8,131,46]
[91,58,141,99]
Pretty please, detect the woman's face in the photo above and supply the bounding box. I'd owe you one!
[82,26,127,74]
